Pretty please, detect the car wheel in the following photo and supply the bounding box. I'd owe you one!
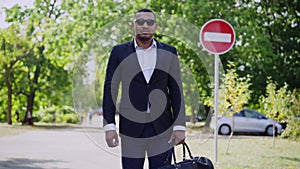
[219,124,231,135]
[266,125,277,136]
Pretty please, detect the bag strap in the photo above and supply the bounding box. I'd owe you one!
[163,143,176,165]
[163,142,194,165]
[182,142,194,160]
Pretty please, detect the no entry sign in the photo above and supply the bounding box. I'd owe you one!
[199,19,235,164]
[200,19,235,54]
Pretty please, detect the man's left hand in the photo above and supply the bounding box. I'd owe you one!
[168,130,185,145]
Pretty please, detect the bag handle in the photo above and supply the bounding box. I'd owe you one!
[163,142,194,165]
[182,142,193,160]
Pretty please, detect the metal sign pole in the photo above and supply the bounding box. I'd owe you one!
[214,53,219,164]
[200,18,235,165]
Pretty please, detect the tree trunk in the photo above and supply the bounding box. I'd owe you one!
[24,46,44,124]
[190,106,195,123]
[3,37,12,125]
[225,116,234,154]
[4,67,12,125]
[26,91,35,119]
[204,105,212,128]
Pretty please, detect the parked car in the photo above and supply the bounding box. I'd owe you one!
[196,115,204,122]
[92,108,103,116]
[185,115,204,122]
[210,108,283,136]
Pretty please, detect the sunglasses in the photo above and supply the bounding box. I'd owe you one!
[135,19,155,26]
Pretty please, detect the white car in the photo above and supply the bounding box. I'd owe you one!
[210,108,283,136]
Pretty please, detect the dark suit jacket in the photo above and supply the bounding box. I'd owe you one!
[103,39,186,138]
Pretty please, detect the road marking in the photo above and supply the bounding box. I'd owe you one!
[204,32,231,43]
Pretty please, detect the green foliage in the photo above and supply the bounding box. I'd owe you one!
[0,113,6,122]
[62,113,79,124]
[259,79,291,123]
[37,107,55,123]
[0,0,299,141]
[290,89,300,119]
[281,120,300,141]
[209,62,252,115]
[259,80,300,141]
[1,0,74,123]
[36,106,79,124]
[56,106,77,115]
[281,89,300,141]
[40,114,54,123]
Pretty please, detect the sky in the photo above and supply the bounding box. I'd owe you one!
[0,0,34,28]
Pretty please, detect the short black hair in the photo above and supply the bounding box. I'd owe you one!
[135,8,156,20]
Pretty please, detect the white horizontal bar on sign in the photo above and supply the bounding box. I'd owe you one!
[204,32,231,43]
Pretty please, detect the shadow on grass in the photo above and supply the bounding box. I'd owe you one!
[279,156,300,163]
[0,158,67,169]
[13,123,102,130]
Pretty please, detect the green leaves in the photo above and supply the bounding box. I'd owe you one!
[0,0,299,128]
[211,62,252,115]
[260,79,292,123]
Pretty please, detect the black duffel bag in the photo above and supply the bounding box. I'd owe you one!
[158,142,214,169]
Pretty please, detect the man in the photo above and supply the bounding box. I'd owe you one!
[103,8,186,169]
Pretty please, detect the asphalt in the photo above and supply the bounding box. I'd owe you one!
[0,116,211,169]
[0,116,122,169]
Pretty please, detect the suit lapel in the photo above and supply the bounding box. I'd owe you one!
[127,40,147,83]
[148,40,165,84]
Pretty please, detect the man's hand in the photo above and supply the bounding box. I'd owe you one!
[105,130,119,147]
[168,130,185,145]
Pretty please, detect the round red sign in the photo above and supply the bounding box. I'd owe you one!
[200,19,235,54]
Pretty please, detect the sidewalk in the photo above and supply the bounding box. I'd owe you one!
[0,116,209,169]
[0,117,122,169]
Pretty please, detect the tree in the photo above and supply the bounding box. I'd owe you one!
[260,79,291,124]
[1,0,299,127]
[208,62,252,154]
[0,25,34,124]
[227,0,300,105]
[181,58,199,123]
[260,79,292,146]
[281,89,300,141]
[2,0,72,123]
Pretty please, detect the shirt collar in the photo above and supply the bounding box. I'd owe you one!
[134,38,157,49]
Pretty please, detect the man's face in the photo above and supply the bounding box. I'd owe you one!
[133,12,157,42]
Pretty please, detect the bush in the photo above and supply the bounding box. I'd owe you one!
[36,107,56,123]
[37,106,79,124]
[63,113,79,124]
[56,106,77,114]
[40,114,54,123]
[281,119,300,141]
[0,113,6,122]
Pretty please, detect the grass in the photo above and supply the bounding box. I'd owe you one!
[1,122,299,169]
[184,136,300,169]
[0,124,35,137]
[0,122,80,137]
[182,123,300,169]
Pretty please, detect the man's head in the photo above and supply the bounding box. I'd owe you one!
[133,8,157,42]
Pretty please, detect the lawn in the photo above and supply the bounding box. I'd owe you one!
[0,123,78,137]
[182,124,300,169]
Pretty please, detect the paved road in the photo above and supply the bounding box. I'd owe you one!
[0,116,122,169]
[0,115,218,169]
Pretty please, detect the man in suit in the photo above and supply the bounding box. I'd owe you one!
[103,8,186,169]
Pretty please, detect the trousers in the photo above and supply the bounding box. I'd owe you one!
[121,123,173,169]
